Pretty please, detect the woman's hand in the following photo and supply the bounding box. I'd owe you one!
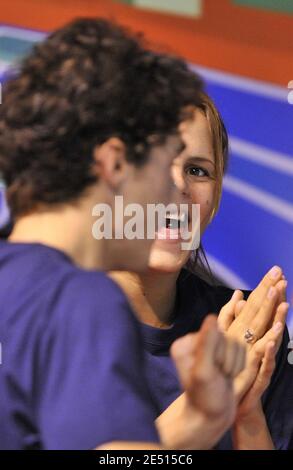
[232,340,279,450]
[236,339,277,418]
[233,299,288,404]
[217,266,289,404]
[217,266,290,449]
[217,267,288,399]
[218,266,287,348]
[157,266,289,450]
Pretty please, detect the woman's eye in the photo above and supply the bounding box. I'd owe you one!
[186,166,209,177]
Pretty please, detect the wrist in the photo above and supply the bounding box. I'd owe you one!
[233,404,274,450]
[178,400,233,450]
[235,402,266,428]
[157,397,204,450]
[156,394,230,450]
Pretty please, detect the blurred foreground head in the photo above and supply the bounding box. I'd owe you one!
[0,18,203,218]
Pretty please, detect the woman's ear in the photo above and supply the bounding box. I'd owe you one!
[93,137,128,190]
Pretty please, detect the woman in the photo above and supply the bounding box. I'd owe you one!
[111,92,292,449]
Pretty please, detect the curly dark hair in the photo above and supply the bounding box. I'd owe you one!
[0,18,203,217]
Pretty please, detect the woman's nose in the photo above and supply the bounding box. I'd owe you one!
[172,165,186,191]
[171,180,190,205]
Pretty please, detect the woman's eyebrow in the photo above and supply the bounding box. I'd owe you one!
[187,155,215,166]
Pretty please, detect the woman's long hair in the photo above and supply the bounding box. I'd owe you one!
[185,92,229,286]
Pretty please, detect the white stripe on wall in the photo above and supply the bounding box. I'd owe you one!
[191,63,289,102]
[205,252,251,289]
[223,175,293,224]
[229,137,293,176]
[0,25,46,42]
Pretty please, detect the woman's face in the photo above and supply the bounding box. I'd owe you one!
[148,109,217,273]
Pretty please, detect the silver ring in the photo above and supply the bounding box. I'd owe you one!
[244,328,255,343]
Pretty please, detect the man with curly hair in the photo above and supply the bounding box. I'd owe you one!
[0,18,245,450]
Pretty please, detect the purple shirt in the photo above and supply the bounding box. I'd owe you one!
[141,269,293,450]
[0,241,159,449]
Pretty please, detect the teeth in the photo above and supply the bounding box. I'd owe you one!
[166,215,179,221]
[165,213,187,222]
[166,218,179,229]
[164,211,189,229]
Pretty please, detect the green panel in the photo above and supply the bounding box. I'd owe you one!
[117,0,202,16]
[233,0,293,14]
[136,0,201,16]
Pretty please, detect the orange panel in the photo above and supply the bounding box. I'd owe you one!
[1,0,292,85]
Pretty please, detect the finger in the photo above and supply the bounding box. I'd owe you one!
[218,290,244,331]
[234,347,263,404]
[262,341,277,373]
[252,305,288,358]
[266,281,288,330]
[249,285,280,341]
[240,266,283,323]
[249,341,276,397]
[272,301,290,328]
[251,266,283,302]
[271,301,290,350]
[275,279,287,303]
[254,322,283,354]
[236,341,277,406]
[235,300,246,317]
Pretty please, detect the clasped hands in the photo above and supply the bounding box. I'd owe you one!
[157,266,289,450]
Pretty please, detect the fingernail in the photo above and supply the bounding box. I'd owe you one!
[283,280,288,289]
[267,286,276,299]
[231,291,237,299]
[273,322,283,333]
[269,266,281,279]
[232,290,240,300]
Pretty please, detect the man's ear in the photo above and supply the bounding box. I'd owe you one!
[93,137,128,190]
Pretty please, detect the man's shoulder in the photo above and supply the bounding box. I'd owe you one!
[0,241,134,333]
[58,269,130,313]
